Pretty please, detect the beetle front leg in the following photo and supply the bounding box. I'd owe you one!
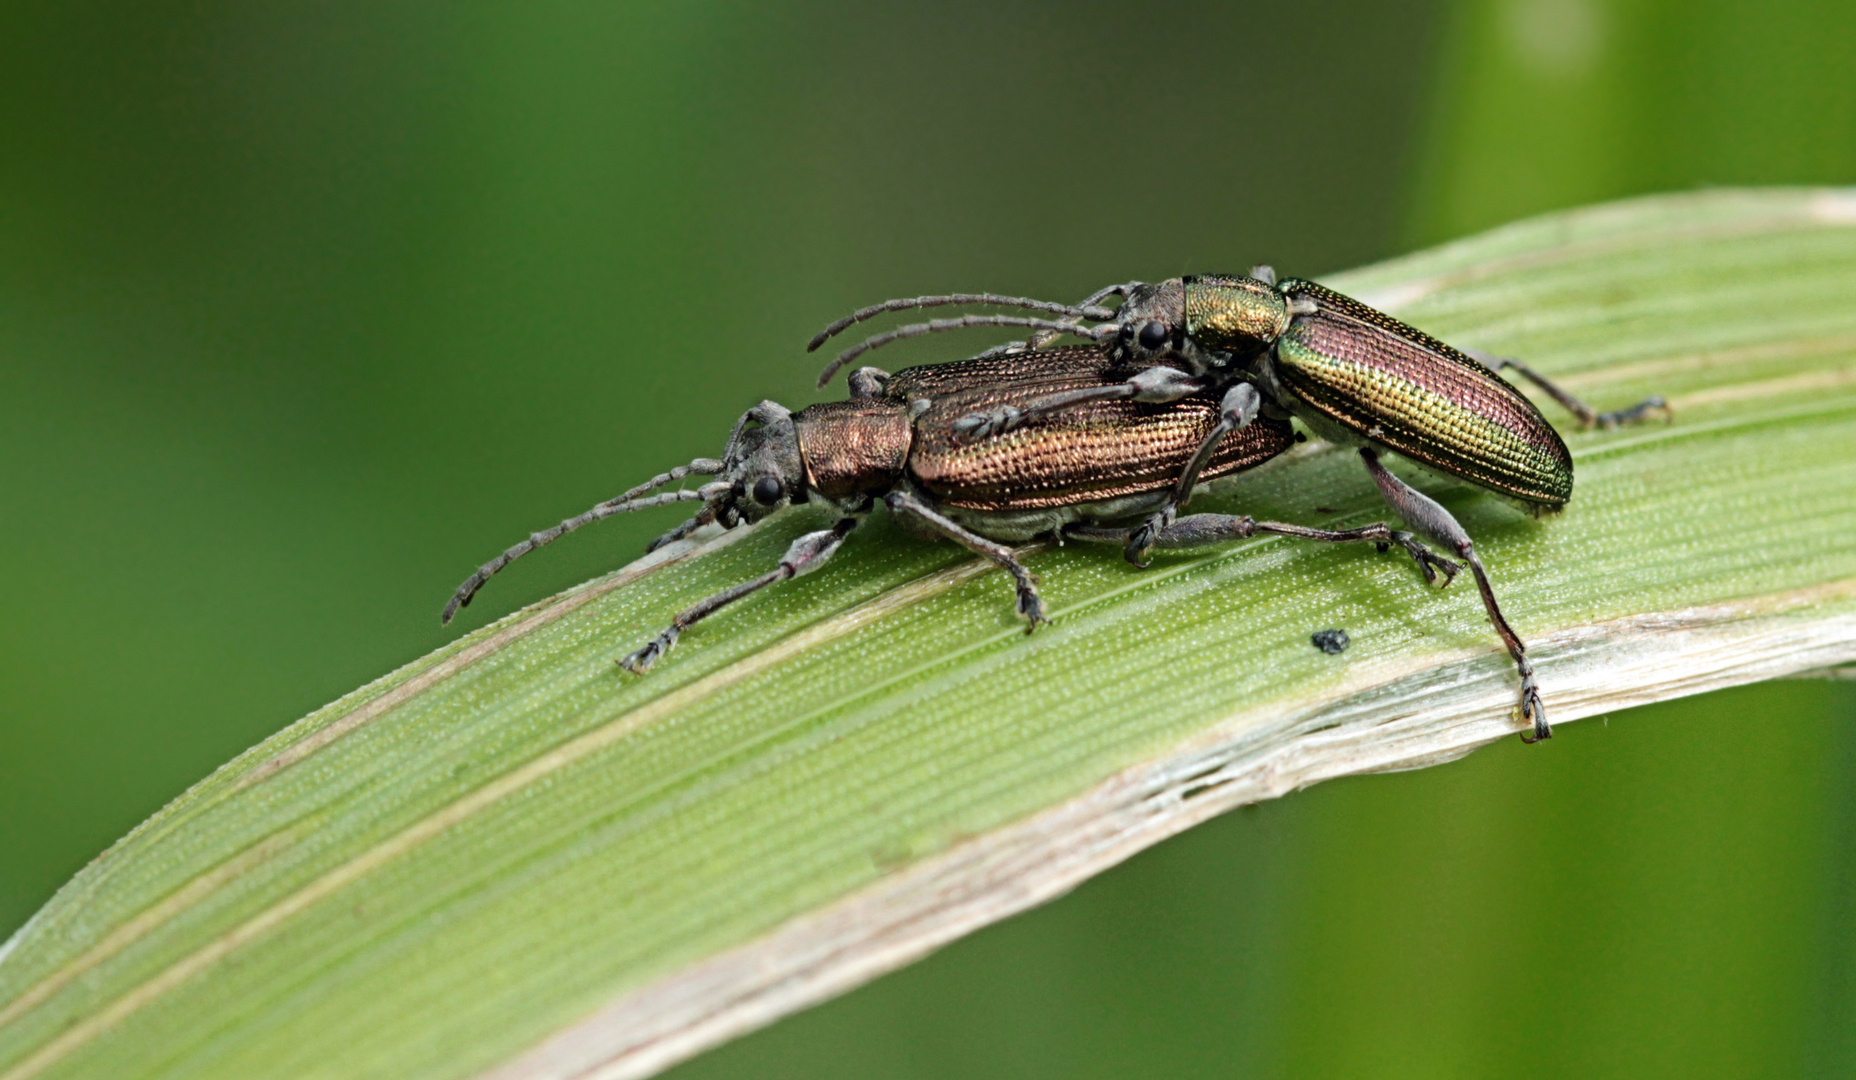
[953,365,1205,441]
[619,517,859,674]
[1359,449,1546,742]
[1464,348,1670,430]
[884,489,1049,630]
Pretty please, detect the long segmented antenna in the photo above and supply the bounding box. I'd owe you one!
[816,315,1116,387]
[610,458,725,505]
[806,294,1117,353]
[442,465,726,623]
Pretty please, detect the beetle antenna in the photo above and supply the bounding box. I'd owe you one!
[646,504,719,553]
[610,457,725,504]
[442,471,726,623]
[816,316,1116,387]
[807,294,1118,353]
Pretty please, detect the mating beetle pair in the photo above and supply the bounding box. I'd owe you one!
[446,268,1665,742]
[806,268,1668,740]
[443,346,1456,675]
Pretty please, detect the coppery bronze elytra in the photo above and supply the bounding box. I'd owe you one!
[807,269,1671,742]
[444,347,1461,674]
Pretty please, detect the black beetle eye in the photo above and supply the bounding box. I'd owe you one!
[751,476,784,505]
[1138,321,1169,350]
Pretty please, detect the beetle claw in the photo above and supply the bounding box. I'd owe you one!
[1017,589,1049,631]
[1124,527,1156,568]
[618,629,678,675]
[1518,683,1550,743]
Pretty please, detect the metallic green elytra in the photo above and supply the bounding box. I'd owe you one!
[1268,280,1573,508]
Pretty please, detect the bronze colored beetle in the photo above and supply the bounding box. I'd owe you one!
[444,347,1457,673]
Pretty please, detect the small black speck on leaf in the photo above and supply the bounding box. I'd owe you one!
[1311,629,1350,655]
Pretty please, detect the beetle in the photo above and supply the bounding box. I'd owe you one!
[807,269,1670,741]
[442,347,1459,673]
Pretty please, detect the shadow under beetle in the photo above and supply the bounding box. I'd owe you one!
[808,268,1671,742]
[444,347,1461,673]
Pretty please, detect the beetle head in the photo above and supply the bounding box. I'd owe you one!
[439,399,818,622]
[712,400,808,527]
[1111,274,1288,374]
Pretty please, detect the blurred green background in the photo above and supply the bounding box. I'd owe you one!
[1,1,1851,1076]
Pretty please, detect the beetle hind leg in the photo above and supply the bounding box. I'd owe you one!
[1073,515,1461,586]
[1360,449,1547,742]
[1465,348,1670,430]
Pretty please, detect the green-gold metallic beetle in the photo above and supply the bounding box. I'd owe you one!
[807,269,1669,743]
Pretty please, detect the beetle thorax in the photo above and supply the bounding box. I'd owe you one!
[794,399,912,506]
[1181,275,1290,369]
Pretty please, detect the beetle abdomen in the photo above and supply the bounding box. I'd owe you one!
[1274,281,1572,507]
[911,392,1294,512]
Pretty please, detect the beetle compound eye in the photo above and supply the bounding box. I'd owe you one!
[752,476,784,505]
[1138,321,1169,350]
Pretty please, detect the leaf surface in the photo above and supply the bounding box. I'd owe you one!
[4,188,1856,1080]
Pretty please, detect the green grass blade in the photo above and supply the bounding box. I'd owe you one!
[4,187,1856,1080]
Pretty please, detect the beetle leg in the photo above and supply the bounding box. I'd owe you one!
[1171,384,1262,503]
[1464,348,1670,430]
[884,489,1048,630]
[619,517,859,674]
[847,367,892,399]
[1070,514,1460,585]
[1125,384,1264,564]
[1359,449,1547,742]
[953,365,1205,441]
[1074,281,1144,310]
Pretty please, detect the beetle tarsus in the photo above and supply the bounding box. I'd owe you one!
[952,405,1023,442]
[1518,674,1549,743]
[1467,348,1671,432]
[847,366,892,399]
[1123,506,1174,568]
[1017,587,1049,631]
[1593,395,1671,429]
[954,366,1210,444]
[619,628,677,674]
[1394,531,1461,586]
